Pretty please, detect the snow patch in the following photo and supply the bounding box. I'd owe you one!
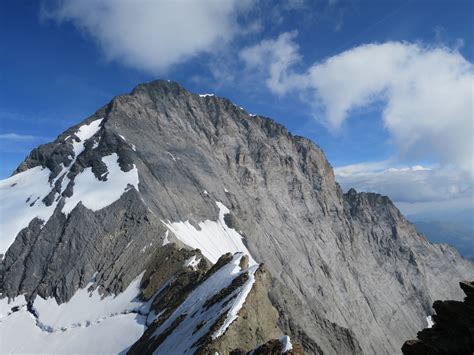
[0,273,149,354]
[162,230,170,246]
[184,255,201,270]
[280,335,293,353]
[0,167,56,255]
[71,118,104,158]
[119,134,136,151]
[164,201,256,265]
[62,153,139,215]
[167,151,177,161]
[199,93,214,97]
[426,315,434,328]
[141,242,153,253]
[91,139,100,149]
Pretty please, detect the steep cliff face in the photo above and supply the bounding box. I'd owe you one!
[0,80,472,354]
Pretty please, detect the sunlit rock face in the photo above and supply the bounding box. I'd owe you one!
[1,80,472,354]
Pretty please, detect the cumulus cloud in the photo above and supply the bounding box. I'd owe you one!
[241,35,474,175]
[335,162,472,204]
[42,0,253,73]
[240,31,302,95]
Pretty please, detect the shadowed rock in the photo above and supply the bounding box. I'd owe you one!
[402,281,474,355]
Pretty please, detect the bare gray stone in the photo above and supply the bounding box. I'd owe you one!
[2,80,472,354]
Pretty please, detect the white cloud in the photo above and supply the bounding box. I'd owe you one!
[239,31,302,95]
[241,35,474,175]
[335,162,472,204]
[43,0,254,73]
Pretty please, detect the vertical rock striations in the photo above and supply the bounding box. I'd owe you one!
[1,80,472,354]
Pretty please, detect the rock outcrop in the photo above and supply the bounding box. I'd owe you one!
[402,281,474,355]
[1,80,472,354]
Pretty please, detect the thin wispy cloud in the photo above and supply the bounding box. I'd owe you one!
[0,133,50,154]
[0,133,48,141]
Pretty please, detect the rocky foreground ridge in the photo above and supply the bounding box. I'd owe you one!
[0,80,472,354]
[402,281,474,355]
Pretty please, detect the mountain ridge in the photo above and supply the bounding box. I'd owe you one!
[1,79,472,354]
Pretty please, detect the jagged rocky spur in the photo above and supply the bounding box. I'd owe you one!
[402,281,474,355]
[0,80,472,354]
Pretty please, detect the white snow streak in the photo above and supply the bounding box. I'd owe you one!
[426,315,434,328]
[118,133,136,151]
[151,253,257,354]
[164,201,256,265]
[212,262,257,339]
[162,230,170,246]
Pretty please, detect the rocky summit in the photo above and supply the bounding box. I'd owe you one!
[0,80,472,354]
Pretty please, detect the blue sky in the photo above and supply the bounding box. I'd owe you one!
[1,0,473,217]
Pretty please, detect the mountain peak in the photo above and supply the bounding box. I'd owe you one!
[1,80,472,354]
[131,79,186,96]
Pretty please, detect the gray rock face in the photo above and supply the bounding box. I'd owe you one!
[1,80,472,354]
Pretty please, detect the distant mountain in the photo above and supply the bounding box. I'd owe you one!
[1,80,472,354]
[412,221,474,260]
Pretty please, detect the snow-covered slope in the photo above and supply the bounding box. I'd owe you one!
[0,167,56,255]
[164,202,256,265]
[0,274,147,354]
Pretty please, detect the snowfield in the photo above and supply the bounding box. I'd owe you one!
[0,274,148,354]
[32,274,145,330]
[164,202,257,265]
[1,310,145,354]
[62,153,139,215]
